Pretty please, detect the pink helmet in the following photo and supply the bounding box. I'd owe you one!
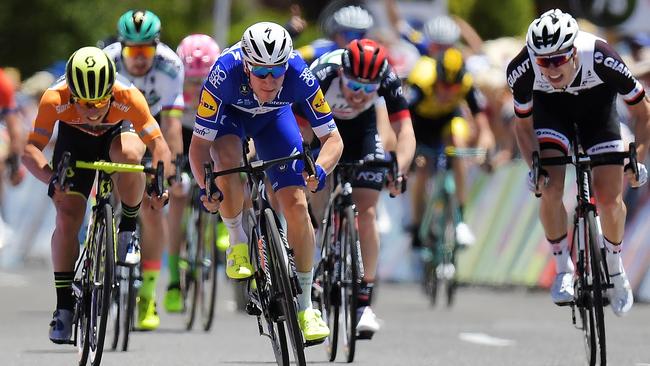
[177,34,221,78]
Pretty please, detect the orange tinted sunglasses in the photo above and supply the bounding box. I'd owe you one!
[122,45,156,58]
[72,95,112,108]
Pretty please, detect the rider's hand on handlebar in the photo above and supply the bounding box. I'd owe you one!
[147,189,169,210]
[625,162,648,187]
[199,187,222,213]
[48,172,72,204]
[527,169,548,195]
[387,173,406,197]
[303,164,326,192]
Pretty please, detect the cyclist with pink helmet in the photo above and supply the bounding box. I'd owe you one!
[163,34,222,313]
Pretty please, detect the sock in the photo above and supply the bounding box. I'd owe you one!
[140,260,161,300]
[358,280,374,308]
[119,201,141,232]
[54,272,75,311]
[297,270,313,312]
[604,237,623,276]
[457,204,465,222]
[168,254,180,285]
[549,234,574,274]
[222,212,248,246]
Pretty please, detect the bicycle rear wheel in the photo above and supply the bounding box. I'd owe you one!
[121,265,136,351]
[586,211,607,365]
[109,273,120,351]
[265,208,306,366]
[198,212,218,331]
[75,279,90,366]
[88,203,115,366]
[340,206,360,362]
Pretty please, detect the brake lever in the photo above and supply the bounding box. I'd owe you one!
[302,142,316,177]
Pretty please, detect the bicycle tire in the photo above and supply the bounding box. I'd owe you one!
[88,203,115,366]
[572,222,596,364]
[443,190,458,308]
[181,203,200,330]
[587,211,607,365]
[264,208,306,366]
[76,281,90,366]
[121,265,136,351]
[199,212,218,331]
[315,207,339,362]
[341,206,359,363]
[109,273,120,351]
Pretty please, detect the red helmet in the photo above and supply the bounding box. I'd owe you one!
[342,39,389,83]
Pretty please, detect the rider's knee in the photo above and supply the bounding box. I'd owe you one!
[282,196,308,222]
[55,204,85,233]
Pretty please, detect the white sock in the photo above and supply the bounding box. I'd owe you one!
[222,212,248,246]
[604,237,623,276]
[549,235,574,274]
[297,270,313,312]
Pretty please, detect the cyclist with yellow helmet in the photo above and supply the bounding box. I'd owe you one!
[406,47,494,248]
[22,46,172,344]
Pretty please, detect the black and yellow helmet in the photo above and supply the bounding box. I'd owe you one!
[436,47,465,85]
[65,46,116,101]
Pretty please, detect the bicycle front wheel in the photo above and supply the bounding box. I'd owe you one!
[264,208,306,366]
[181,201,200,330]
[587,211,607,365]
[341,206,360,363]
[198,211,218,331]
[88,203,115,366]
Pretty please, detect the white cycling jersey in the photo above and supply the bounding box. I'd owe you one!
[104,42,185,117]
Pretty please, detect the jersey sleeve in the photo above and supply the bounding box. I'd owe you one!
[160,58,186,114]
[291,55,337,138]
[506,46,535,118]
[397,21,428,56]
[593,40,645,105]
[122,88,163,144]
[28,90,59,148]
[0,70,17,115]
[462,73,486,115]
[193,59,231,141]
[378,68,410,123]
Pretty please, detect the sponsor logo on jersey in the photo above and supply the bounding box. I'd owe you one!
[193,125,210,136]
[594,52,604,64]
[111,102,131,113]
[55,104,71,114]
[507,58,531,88]
[309,89,331,117]
[197,90,219,118]
[208,64,228,87]
[356,171,385,183]
[239,84,250,95]
[603,57,632,78]
[300,67,316,87]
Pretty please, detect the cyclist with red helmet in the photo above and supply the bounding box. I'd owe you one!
[297,39,415,337]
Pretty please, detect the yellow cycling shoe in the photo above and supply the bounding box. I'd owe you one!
[226,243,253,280]
[137,297,160,331]
[298,308,330,343]
[163,284,183,313]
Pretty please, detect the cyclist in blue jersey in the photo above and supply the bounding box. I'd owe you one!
[296,5,374,64]
[188,22,343,343]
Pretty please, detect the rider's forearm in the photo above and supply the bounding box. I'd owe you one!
[630,98,650,160]
[188,136,213,189]
[392,118,416,175]
[315,129,343,174]
[22,143,53,184]
[147,136,173,179]
[5,113,24,156]
[160,115,184,157]
[513,116,538,167]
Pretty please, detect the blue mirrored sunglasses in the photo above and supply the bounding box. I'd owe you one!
[344,77,379,93]
[341,30,366,43]
[248,63,288,78]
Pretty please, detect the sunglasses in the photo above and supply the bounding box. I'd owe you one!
[341,30,365,43]
[343,74,379,93]
[247,63,288,78]
[72,95,112,108]
[122,44,156,59]
[534,48,575,68]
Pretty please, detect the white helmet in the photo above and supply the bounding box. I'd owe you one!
[327,5,374,34]
[424,15,460,46]
[241,22,293,65]
[526,9,579,55]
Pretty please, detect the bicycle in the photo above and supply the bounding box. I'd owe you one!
[55,151,164,365]
[204,142,315,366]
[177,154,221,331]
[532,137,638,366]
[417,146,485,307]
[312,153,401,363]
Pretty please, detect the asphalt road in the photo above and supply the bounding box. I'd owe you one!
[2,265,650,366]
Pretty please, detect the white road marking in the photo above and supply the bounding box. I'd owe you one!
[0,272,29,287]
[459,332,515,347]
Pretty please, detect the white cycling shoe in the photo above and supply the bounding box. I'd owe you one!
[608,271,633,317]
[356,306,381,339]
[455,222,476,247]
[551,272,574,305]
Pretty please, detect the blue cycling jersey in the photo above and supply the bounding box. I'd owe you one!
[193,42,336,141]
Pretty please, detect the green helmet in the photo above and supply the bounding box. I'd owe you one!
[117,10,161,43]
[65,47,116,100]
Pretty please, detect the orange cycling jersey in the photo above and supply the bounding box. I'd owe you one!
[28,76,162,148]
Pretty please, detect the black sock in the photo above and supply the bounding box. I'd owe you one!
[458,204,465,222]
[358,280,374,308]
[119,201,141,232]
[54,272,75,311]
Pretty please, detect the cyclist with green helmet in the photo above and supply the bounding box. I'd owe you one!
[104,9,185,330]
[22,46,173,343]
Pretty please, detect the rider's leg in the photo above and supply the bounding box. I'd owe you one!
[353,188,381,283]
[110,130,146,232]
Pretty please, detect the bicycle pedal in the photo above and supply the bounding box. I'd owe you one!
[304,338,326,347]
[356,330,374,340]
[245,301,262,316]
[555,301,574,307]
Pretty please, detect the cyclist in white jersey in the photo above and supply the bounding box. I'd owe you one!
[507,9,650,316]
[104,9,185,330]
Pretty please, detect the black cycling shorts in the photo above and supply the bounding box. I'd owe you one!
[51,122,136,199]
[532,85,623,164]
[412,108,466,148]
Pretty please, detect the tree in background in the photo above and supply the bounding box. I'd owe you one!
[449,0,536,39]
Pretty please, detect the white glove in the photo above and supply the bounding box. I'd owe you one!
[527,170,549,194]
[526,170,537,193]
[627,162,648,187]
